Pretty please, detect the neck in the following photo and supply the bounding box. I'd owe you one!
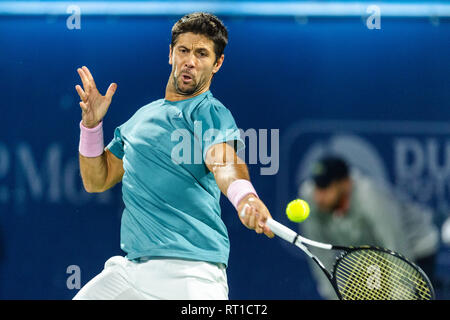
[164,74,211,102]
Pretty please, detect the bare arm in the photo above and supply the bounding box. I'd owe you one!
[75,66,121,193]
[79,149,124,193]
[205,142,274,238]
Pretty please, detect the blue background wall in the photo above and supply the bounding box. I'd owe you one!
[0,2,450,299]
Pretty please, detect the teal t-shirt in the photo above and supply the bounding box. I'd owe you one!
[106,90,244,266]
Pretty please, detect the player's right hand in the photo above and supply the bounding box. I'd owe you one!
[237,194,275,239]
[75,66,117,128]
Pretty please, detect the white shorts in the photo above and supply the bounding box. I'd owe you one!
[73,256,229,300]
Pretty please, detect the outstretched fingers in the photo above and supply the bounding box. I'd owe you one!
[75,85,87,102]
[82,66,97,89]
[105,83,117,100]
[77,67,90,92]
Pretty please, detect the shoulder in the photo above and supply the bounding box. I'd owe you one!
[189,93,234,122]
[206,93,228,110]
[193,92,229,113]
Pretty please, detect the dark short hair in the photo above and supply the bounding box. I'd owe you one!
[171,12,228,62]
[312,156,349,189]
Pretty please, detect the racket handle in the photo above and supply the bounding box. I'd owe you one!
[239,204,333,249]
[265,218,298,243]
[240,204,297,243]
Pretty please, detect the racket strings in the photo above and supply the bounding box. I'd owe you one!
[342,253,429,295]
[337,251,431,300]
[337,257,423,300]
[338,252,430,300]
[350,252,430,293]
[337,263,412,300]
[337,263,402,300]
[353,251,431,295]
[334,250,432,300]
[337,260,417,300]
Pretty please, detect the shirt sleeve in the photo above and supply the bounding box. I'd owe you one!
[191,102,245,162]
[105,126,125,160]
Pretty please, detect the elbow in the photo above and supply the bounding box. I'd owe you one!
[82,182,104,193]
[83,186,97,194]
[85,187,104,194]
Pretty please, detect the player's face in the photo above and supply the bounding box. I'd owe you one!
[169,32,223,96]
[313,181,346,213]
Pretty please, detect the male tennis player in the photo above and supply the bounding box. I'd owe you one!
[73,12,274,300]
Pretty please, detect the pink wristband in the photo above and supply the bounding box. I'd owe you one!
[226,179,259,210]
[79,121,104,157]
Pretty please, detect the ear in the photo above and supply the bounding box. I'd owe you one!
[169,45,173,65]
[212,54,224,74]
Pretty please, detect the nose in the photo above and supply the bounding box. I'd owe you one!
[184,52,196,69]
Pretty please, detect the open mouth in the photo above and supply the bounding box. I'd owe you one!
[181,73,193,82]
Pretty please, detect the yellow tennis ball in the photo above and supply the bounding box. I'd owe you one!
[286,199,310,223]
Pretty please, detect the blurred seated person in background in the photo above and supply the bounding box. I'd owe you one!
[299,155,439,300]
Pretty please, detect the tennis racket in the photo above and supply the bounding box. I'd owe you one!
[240,204,435,300]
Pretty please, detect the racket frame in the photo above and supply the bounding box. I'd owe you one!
[242,208,436,300]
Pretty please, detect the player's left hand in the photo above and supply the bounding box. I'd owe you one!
[237,194,275,238]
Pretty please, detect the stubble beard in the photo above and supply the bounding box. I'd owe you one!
[173,71,198,96]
